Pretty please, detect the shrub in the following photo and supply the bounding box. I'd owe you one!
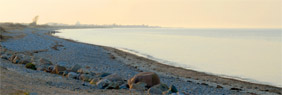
[25,63,36,70]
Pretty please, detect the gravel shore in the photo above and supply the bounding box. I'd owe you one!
[0,27,281,95]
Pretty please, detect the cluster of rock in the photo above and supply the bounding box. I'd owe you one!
[0,47,183,95]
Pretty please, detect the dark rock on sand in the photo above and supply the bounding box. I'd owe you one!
[230,87,242,91]
[169,85,178,93]
[148,84,169,95]
[128,72,160,88]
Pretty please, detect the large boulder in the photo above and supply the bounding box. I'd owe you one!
[52,65,66,74]
[96,74,124,89]
[128,72,160,89]
[148,84,169,95]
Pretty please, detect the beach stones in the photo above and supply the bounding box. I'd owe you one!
[52,65,66,74]
[147,84,169,95]
[70,64,81,72]
[79,74,95,82]
[97,72,111,78]
[96,74,124,89]
[68,72,79,79]
[39,58,52,65]
[9,54,16,61]
[128,72,160,89]
[129,82,147,91]
[77,68,90,74]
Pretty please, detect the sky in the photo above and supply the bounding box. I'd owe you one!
[0,0,281,28]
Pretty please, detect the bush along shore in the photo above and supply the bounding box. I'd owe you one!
[0,46,184,95]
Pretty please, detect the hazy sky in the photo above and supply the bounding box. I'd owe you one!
[0,0,281,28]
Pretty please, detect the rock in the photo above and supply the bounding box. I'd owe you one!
[36,65,48,71]
[129,82,147,91]
[169,85,178,93]
[97,72,111,78]
[119,84,129,89]
[162,90,172,95]
[216,85,223,89]
[70,64,81,72]
[147,84,169,95]
[67,72,79,79]
[79,74,95,82]
[12,55,21,64]
[18,55,31,64]
[0,53,10,60]
[230,87,242,91]
[77,68,90,74]
[25,63,36,70]
[39,58,52,65]
[96,74,124,89]
[128,72,160,89]
[45,65,54,73]
[53,65,66,74]
[63,71,69,76]
[8,54,16,61]
[90,78,99,84]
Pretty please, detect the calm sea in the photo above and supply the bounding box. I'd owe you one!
[55,28,282,87]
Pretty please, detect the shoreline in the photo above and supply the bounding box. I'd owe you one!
[117,47,280,88]
[51,28,282,94]
[1,26,281,94]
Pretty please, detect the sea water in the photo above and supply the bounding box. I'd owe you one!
[55,28,282,87]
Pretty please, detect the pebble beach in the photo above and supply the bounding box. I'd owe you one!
[0,25,281,95]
